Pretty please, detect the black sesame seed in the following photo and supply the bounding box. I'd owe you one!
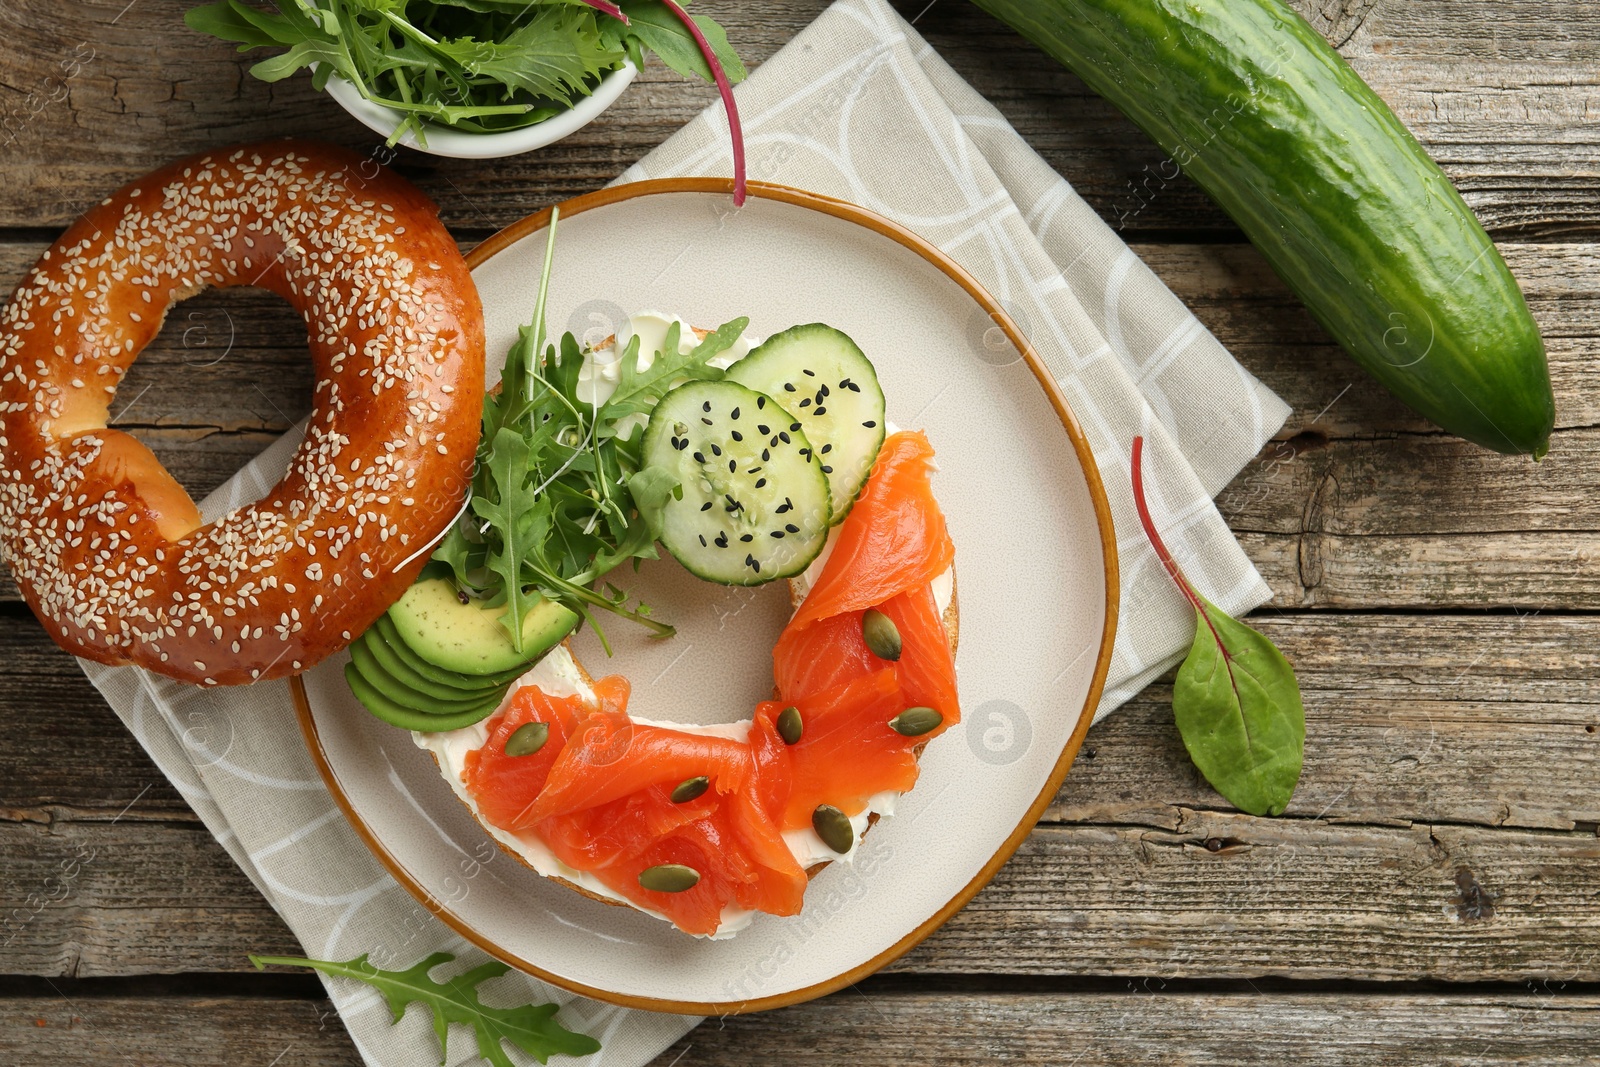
[820,443,833,454]
[815,406,827,416]
[783,383,796,392]
[700,501,713,511]
[799,398,812,408]
[757,396,766,409]
[701,417,713,426]
[790,422,801,431]
[740,533,754,542]
[800,447,812,458]
[748,466,762,473]
[731,430,743,442]
[761,449,771,461]
[771,530,785,538]
[699,534,707,546]
[785,523,799,533]
[728,459,737,472]
[779,432,791,443]
[757,424,770,434]
[863,420,877,428]
[702,400,711,412]
[821,464,834,474]
[755,478,767,488]
[731,407,740,419]
[802,368,816,377]
[693,451,706,463]
[710,443,722,456]
[716,533,729,547]
[819,384,830,397]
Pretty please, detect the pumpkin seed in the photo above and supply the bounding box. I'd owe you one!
[811,804,854,855]
[503,721,549,757]
[638,863,701,893]
[889,706,943,737]
[777,705,803,745]
[862,608,902,661]
[671,776,710,804]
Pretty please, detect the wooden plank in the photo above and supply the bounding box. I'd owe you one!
[0,2,1594,238]
[0,993,360,1066]
[6,989,1600,1067]
[1130,240,1600,438]
[0,613,188,820]
[648,991,1600,1066]
[0,820,299,976]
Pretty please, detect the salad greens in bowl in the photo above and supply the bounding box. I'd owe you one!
[186,0,747,169]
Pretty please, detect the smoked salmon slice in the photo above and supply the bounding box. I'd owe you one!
[775,668,920,830]
[876,583,960,726]
[462,678,623,830]
[514,723,753,828]
[787,431,955,630]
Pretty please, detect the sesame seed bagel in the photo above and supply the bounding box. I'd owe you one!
[0,140,484,685]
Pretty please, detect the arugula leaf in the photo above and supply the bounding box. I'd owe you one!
[250,951,600,1066]
[627,465,682,540]
[430,7,623,106]
[471,426,544,649]
[1130,435,1306,816]
[598,316,748,429]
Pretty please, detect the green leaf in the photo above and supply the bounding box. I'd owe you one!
[598,316,748,428]
[1173,594,1306,816]
[1130,434,1305,816]
[627,465,681,540]
[617,0,745,84]
[250,952,600,1066]
[472,426,543,650]
[184,1,294,49]
[423,7,622,105]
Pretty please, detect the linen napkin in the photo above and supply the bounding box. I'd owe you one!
[77,1,1289,1064]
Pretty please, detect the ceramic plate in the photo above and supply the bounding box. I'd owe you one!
[293,179,1117,1013]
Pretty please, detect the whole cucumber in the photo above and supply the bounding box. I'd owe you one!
[972,0,1555,457]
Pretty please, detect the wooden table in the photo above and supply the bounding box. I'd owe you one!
[4,1,1599,1062]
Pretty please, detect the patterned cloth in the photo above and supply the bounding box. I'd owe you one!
[78,1,1287,1064]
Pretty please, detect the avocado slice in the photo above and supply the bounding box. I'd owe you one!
[344,663,503,733]
[372,615,527,691]
[388,577,580,675]
[364,621,511,700]
[348,636,506,715]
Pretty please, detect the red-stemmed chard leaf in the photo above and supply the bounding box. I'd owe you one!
[1131,435,1305,816]
[657,0,746,205]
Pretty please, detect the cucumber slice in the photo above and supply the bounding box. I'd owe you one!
[726,324,886,523]
[642,380,831,585]
[389,577,579,675]
[344,663,503,733]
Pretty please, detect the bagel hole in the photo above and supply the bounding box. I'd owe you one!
[568,553,794,727]
[109,286,312,505]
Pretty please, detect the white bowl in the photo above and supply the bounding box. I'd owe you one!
[323,59,638,160]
